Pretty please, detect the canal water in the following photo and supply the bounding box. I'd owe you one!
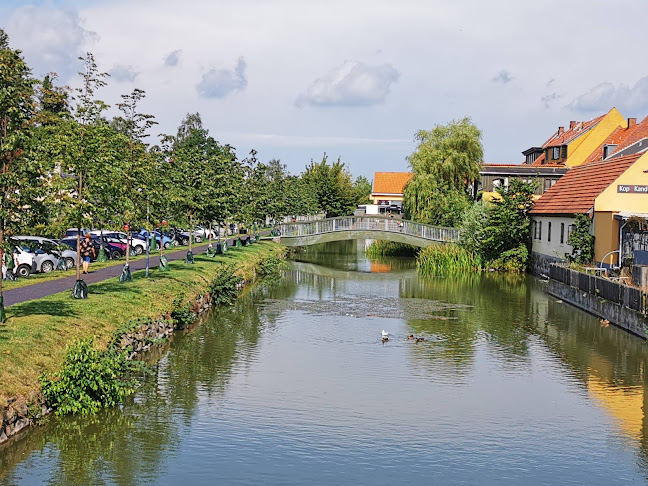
[2,240,648,485]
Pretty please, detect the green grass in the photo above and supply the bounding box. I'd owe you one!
[416,244,483,276]
[0,242,284,407]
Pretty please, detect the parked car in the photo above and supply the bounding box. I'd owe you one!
[9,245,38,277]
[136,229,172,249]
[88,231,147,255]
[13,236,76,271]
[63,228,91,238]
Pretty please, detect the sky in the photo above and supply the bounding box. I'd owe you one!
[2,0,648,179]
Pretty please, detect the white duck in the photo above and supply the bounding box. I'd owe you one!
[381,330,389,338]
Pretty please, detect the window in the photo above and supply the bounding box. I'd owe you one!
[561,145,567,158]
[547,222,551,242]
[552,147,561,160]
[534,221,542,240]
[560,223,564,244]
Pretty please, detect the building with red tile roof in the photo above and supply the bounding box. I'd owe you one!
[370,172,413,205]
[583,116,648,164]
[529,153,646,274]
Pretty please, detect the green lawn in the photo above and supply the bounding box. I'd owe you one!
[0,242,284,407]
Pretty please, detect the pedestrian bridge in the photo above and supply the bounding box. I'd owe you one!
[273,216,459,247]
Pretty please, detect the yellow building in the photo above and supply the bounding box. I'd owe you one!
[369,172,413,208]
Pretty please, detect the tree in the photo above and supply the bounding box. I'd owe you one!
[477,179,536,271]
[566,214,594,265]
[0,34,36,320]
[403,174,470,227]
[301,154,356,217]
[407,117,483,191]
[114,88,157,278]
[352,176,372,206]
[403,118,483,227]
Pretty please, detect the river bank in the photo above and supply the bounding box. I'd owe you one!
[0,242,285,443]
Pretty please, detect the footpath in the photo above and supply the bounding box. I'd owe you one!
[3,237,244,307]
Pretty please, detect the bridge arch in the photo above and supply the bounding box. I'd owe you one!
[274,216,459,247]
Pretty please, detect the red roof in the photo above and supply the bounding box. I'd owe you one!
[611,116,648,154]
[372,172,413,195]
[530,153,641,215]
[543,115,604,148]
[583,117,648,164]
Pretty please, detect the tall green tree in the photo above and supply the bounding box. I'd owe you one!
[0,30,36,320]
[115,88,157,272]
[352,175,372,206]
[301,154,356,217]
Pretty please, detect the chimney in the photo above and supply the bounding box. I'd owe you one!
[628,118,637,128]
[558,126,564,135]
[569,121,578,130]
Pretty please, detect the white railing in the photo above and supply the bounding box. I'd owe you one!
[278,216,459,242]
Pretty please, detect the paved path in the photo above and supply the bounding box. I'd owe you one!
[3,236,249,307]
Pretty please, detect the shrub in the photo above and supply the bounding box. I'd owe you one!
[566,213,594,265]
[209,264,244,305]
[257,256,287,277]
[40,337,141,416]
[486,244,528,272]
[170,296,196,329]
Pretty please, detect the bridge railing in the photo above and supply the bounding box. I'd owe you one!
[278,216,459,242]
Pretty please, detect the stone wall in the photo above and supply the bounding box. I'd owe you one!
[531,251,563,277]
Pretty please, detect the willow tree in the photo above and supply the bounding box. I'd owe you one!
[403,117,483,226]
[0,30,36,321]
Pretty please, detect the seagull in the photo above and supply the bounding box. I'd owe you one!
[382,330,389,338]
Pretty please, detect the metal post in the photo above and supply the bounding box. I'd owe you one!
[145,196,150,277]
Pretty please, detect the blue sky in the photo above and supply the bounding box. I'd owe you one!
[3,0,648,179]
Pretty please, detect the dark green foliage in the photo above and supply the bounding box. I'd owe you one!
[170,296,196,329]
[40,337,141,416]
[208,265,243,306]
[475,179,536,271]
[301,154,357,217]
[567,213,595,264]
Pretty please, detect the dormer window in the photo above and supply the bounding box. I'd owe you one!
[603,144,618,159]
[552,147,560,160]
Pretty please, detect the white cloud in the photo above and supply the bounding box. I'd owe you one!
[297,61,399,107]
[6,6,95,80]
[196,57,247,99]
[570,76,648,113]
[110,64,138,82]
[164,49,182,67]
[492,69,513,84]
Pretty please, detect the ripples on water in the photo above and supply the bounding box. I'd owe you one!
[2,242,648,485]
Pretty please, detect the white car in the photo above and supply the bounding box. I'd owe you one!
[8,246,37,277]
[14,236,77,270]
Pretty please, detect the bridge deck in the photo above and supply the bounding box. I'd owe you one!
[276,216,459,247]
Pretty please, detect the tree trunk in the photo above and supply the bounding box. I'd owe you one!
[126,230,131,264]
[189,215,193,253]
[209,221,213,248]
[75,173,83,281]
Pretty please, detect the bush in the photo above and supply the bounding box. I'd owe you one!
[170,296,196,329]
[209,264,244,305]
[40,337,141,416]
[566,214,594,265]
[416,244,483,275]
[256,256,287,277]
[486,244,528,273]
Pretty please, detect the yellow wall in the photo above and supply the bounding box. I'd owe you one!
[369,195,404,203]
[594,211,619,264]
[595,152,648,212]
[566,108,627,168]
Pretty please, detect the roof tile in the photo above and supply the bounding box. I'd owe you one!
[529,153,641,215]
[372,172,413,195]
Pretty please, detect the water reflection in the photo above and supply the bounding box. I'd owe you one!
[2,241,648,484]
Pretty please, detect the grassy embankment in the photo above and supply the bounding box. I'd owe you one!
[0,242,283,408]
